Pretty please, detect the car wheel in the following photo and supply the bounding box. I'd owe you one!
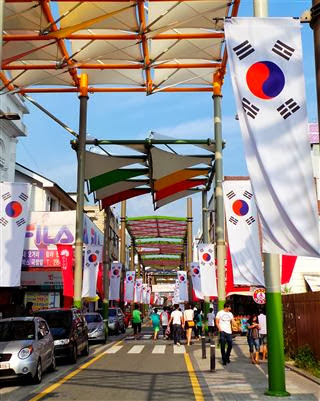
[70,344,77,364]
[82,340,89,356]
[48,353,56,372]
[33,359,42,384]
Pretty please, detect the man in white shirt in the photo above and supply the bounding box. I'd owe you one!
[258,309,267,361]
[216,301,234,365]
[168,304,184,345]
[207,308,215,339]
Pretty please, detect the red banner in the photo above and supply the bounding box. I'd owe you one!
[97,263,104,299]
[281,255,297,285]
[57,244,74,297]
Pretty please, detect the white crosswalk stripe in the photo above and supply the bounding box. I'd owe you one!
[152,345,166,354]
[128,345,145,354]
[104,345,123,354]
[173,345,186,354]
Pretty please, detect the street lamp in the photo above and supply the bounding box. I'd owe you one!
[0,113,20,120]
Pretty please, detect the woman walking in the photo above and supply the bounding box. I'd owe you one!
[183,304,194,346]
[247,314,261,364]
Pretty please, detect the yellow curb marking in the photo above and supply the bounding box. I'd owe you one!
[184,353,205,401]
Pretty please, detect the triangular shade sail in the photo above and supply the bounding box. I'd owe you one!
[155,189,199,210]
[154,168,208,191]
[154,179,207,202]
[101,188,151,208]
[151,147,212,180]
[95,179,149,201]
[88,168,148,193]
[84,151,146,180]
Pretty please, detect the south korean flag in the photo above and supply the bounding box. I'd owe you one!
[0,183,31,286]
[223,180,264,286]
[225,18,320,257]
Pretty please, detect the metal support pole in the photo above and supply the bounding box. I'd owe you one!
[311,0,320,137]
[253,1,289,396]
[213,79,225,312]
[201,335,206,359]
[120,201,126,307]
[210,340,216,372]
[187,198,193,302]
[202,190,211,322]
[74,74,88,309]
[102,207,110,320]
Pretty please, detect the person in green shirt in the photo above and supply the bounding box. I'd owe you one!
[132,304,142,340]
[150,308,161,341]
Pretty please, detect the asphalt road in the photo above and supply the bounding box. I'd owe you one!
[0,328,201,401]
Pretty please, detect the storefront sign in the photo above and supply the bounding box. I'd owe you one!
[24,291,60,311]
[21,271,63,287]
[253,288,266,304]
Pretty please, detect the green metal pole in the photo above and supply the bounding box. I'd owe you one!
[120,201,126,310]
[102,207,110,332]
[202,190,210,321]
[213,87,225,312]
[187,198,193,303]
[73,74,88,309]
[253,1,289,396]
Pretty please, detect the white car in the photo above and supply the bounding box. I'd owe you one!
[0,317,56,384]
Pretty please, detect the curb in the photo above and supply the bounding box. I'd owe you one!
[285,362,320,385]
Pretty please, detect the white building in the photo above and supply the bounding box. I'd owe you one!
[0,93,28,182]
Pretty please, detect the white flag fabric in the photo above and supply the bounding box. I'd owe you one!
[173,279,180,304]
[190,262,204,300]
[223,181,264,286]
[109,262,121,301]
[225,18,320,257]
[198,244,217,297]
[146,286,151,305]
[82,245,102,298]
[177,271,188,301]
[0,183,31,286]
[142,284,148,304]
[124,271,135,302]
[134,278,143,303]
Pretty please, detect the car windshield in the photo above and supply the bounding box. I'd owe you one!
[0,321,35,341]
[108,309,116,317]
[35,311,72,339]
[85,314,102,323]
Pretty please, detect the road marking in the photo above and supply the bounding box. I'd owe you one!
[104,345,123,354]
[184,353,204,401]
[173,345,186,354]
[128,345,145,354]
[152,345,166,354]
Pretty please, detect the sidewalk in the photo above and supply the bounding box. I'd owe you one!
[191,336,320,401]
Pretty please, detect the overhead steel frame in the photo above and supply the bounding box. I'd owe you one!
[0,0,240,310]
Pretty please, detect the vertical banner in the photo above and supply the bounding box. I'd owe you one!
[82,245,102,298]
[173,279,180,304]
[177,271,188,301]
[146,286,151,305]
[109,262,121,301]
[198,244,217,297]
[57,244,74,297]
[124,271,135,302]
[0,183,31,286]
[134,278,143,303]
[142,284,148,304]
[96,263,104,299]
[225,18,320,257]
[190,262,203,300]
[223,180,264,286]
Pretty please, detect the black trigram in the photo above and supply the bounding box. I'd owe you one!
[277,98,300,119]
[16,218,26,227]
[272,40,295,61]
[242,98,259,119]
[246,216,255,225]
[2,192,10,201]
[233,40,255,60]
[0,217,8,226]
[226,190,236,199]
[243,190,253,199]
[229,216,238,225]
[19,192,28,202]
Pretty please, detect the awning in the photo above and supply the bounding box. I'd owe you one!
[304,274,320,292]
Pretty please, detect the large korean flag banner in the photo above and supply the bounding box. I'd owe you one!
[146,286,151,305]
[198,244,217,297]
[223,180,264,286]
[225,18,320,257]
[82,245,102,298]
[109,262,121,301]
[124,271,135,302]
[0,183,31,286]
[177,271,188,302]
[134,278,143,303]
[142,284,148,304]
[173,279,180,304]
[190,262,203,300]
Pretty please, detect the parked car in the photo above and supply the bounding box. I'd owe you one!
[35,308,89,363]
[84,313,106,343]
[0,317,55,384]
[108,307,126,335]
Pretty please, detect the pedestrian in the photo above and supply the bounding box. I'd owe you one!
[150,308,161,341]
[168,304,184,346]
[160,307,169,339]
[183,304,194,346]
[216,301,234,366]
[23,302,34,316]
[247,314,261,364]
[195,309,203,337]
[193,307,200,340]
[207,307,215,339]
[132,304,142,340]
[258,308,267,361]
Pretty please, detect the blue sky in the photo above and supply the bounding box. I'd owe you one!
[15,0,317,231]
